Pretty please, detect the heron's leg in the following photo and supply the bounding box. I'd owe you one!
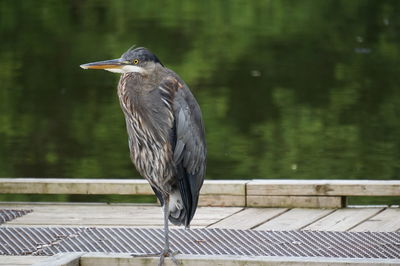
[159,197,179,266]
[163,198,170,252]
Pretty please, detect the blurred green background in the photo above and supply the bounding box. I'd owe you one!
[0,0,399,204]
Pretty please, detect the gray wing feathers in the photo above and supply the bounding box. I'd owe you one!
[172,84,206,224]
[174,90,206,178]
[158,74,206,226]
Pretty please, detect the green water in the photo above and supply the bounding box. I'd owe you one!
[0,1,399,204]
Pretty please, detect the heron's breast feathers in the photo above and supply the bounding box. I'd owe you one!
[117,74,183,193]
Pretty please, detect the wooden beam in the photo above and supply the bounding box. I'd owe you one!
[247,195,344,208]
[0,178,247,207]
[0,256,50,265]
[0,178,154,195]
[0,178,398,208]
[79,253,400,266]
[198,195,245,207]
[0,178,246,195]
[31,252,83,266]
[5,251,400,266]
[1,178,399,197]
[247,179,400,196]
[199,180,247,206]
[201,180,247,195]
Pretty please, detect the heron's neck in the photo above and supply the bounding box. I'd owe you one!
[118,73,142,111]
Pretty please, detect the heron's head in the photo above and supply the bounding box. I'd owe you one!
[80,47,163,74]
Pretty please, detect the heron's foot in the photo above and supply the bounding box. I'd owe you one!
[158,249,179,266]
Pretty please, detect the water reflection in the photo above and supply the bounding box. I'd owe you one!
[0,1,399,199]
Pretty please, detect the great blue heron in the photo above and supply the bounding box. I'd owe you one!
[80,47,206,264]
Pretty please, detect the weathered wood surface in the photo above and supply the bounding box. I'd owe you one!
[350,208,400,232]
[79,253,400,266]
[304,208,384,231]
[31,252,81,266]
[198,180,247,206]
[247,195,343,208]
[0,203,242,227]
[1,178,399,197]
[0,203,398,232]
[255,208,334,231]
[0,178,154,195]
[1,201,399,266]
[209,208,288,229]
[247,179,400,196]
[201,180,247,195]
[1,178,398,208]
[0,256,49,266]
[0,204,399,266]
[198,195,245,207]
[0,178,246,195]
[0,178,247,207]
[3,253,400,266]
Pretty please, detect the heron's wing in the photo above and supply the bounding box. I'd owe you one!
[160,76,206,225]
[174,86,206,225]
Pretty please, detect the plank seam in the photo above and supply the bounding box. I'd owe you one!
[250,208,291,230]
[298,209,337,230]
[346,207,387,232]
[205,208,245,228]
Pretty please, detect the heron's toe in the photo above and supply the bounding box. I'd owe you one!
[158,249,179,266]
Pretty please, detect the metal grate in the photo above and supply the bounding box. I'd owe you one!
[0,227,399,259]
[0,209,32,225]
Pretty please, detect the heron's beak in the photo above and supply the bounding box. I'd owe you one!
[80,58,125,70]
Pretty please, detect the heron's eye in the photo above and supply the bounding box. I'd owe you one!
[133,59,139,64]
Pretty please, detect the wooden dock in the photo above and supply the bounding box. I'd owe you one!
[0,202,399,232]
[0,178,399,265]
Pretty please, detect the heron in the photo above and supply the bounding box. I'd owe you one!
[80,47,206,265]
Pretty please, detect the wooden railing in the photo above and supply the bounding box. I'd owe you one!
[0,178,399,208]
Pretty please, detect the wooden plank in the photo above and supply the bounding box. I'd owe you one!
[255,208,334,231]
[0,178,153,195]
[201,180,247,195]
[198,195,245,207]
[0,256,50,265]
[209,208,288,229]
[247,195,343,208]
[304,208,384,231]
[1,178,399,197]
[1,203,241,227]
[247,180,400,196]
[80,253,400,266]
[351,208,400,232]
[32,253,82,266]
[0,178,246,197]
